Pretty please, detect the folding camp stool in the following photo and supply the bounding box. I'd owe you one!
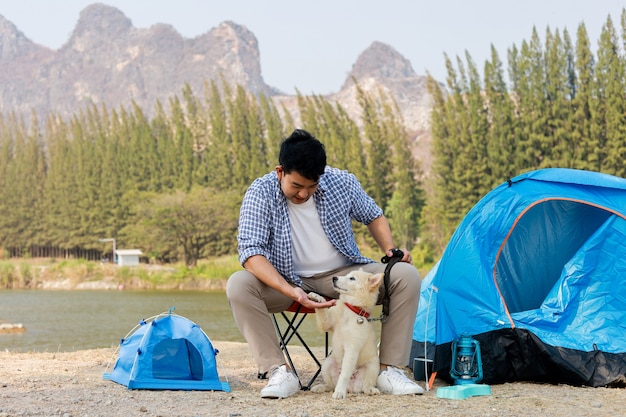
[271,301,329,390]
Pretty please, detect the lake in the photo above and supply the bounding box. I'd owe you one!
[0,290,326,352]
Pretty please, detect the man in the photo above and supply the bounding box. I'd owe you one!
[226,129,423,398]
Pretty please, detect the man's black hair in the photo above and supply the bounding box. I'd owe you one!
[278,129,326,181]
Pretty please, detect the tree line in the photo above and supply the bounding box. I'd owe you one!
[3,12,625,267]
[0,81,423,266]
[422,11,626,255]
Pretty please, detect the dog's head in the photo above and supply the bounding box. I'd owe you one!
[331,269,383,307]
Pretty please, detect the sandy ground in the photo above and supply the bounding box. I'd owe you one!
[0,341,623,417]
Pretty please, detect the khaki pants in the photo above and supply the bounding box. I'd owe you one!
[226,262,421,375]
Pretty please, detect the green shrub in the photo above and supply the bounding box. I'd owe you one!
[0,262,15,288]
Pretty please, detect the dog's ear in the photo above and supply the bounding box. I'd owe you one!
[368,273,384,290]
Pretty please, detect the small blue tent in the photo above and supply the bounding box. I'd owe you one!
[411,168,626,387]
[103,310,230,391]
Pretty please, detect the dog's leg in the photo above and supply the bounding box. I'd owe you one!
[307,292,334,333]
[333,348,359,399]
[310,355,339,393]
[360,356,381,395]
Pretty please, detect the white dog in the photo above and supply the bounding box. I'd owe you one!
[308,269,383,399]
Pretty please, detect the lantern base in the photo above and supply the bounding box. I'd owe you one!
[436,383,491,400]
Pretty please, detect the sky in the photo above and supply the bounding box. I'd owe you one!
[1,1,624,95]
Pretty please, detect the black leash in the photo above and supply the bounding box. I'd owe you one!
[379,248,404,322]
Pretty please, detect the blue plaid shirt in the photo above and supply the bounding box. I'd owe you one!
[237,166,381,286]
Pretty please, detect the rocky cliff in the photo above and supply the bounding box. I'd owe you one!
[0,3,433,173]
[0,4,278,117]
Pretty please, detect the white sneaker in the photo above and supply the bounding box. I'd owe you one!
[260,365,300,399]
[377,366,425,395]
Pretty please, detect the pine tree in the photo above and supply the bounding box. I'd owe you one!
[463,52,491,197]
[43,114,84,251]
[151,100,176,190]
[229,85,255,187]
[484,45,517,181]
[542,28,575,168]
[335,104,367,181]
[514,28,550,170]
[297,90,319,134]
[199,80,233,190]
[381,97,424,248]
[259,92,284,168]
[0,113,46,252]
[443,55,480,220]
[245,90,270,179]
[596,15,626,176]
[0,113,14,250]
[422,72,457,253]
[356,83,393,206]
[571,23,595,170]
[86,104,128,245]
[168,95,196,191]
[429,56,469,231]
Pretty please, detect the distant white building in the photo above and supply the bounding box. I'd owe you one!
[115,249,143,266]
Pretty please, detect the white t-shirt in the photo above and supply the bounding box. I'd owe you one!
[286,197,350,277]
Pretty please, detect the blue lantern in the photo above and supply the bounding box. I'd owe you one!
[450,334,483,385]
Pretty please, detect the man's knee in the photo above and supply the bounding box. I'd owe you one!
[226,270,257,303]
[391,262,421,294]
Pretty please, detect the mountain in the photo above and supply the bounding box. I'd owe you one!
[337,41,433,173]
[0,3,433,174]
[0,4,276,117]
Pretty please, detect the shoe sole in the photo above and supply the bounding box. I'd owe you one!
[261,392,297,399]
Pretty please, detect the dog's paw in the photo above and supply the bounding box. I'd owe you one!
[363,386,380,395]
[310,383,331,393]
[307,292,326,303]
[332,389,348,400]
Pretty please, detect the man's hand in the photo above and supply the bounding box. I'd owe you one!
[293,287,336,309]
[385,247,413,265]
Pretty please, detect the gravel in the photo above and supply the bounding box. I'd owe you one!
[0,342,623,417]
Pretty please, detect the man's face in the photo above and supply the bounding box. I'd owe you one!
[276,166,319,204]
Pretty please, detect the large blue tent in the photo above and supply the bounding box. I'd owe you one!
[411,168,626,387]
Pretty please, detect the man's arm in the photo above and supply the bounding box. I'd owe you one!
[367,215,413,264]
[243,254,336,309]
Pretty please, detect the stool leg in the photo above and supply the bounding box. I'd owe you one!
[271,312,303,389]
[271,307,330,391]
